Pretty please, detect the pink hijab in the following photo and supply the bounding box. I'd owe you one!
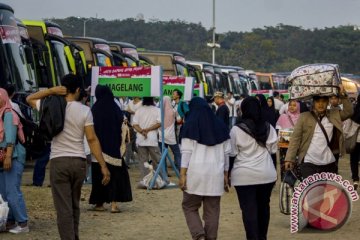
[163,96,175,129]
[0,88,25,143]
[276,101,300,129]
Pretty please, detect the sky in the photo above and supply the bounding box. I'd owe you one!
[3,0,360,33]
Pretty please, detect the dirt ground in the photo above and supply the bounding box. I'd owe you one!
[1,155,360,240]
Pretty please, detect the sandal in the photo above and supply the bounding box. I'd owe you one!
[88,206,107,212]
[111,208,121,213]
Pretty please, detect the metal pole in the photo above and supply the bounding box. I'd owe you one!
[212,0,216,64]
[83,20,86,37]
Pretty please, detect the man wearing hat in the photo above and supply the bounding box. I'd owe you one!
[213,91,230,128]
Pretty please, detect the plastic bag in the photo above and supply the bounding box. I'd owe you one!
[139,162,167,189]
[0,194,9,232]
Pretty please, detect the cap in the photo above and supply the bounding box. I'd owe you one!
[211,91,224,100]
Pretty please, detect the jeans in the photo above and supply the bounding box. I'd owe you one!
[0,159,28,223]
[159,142,181,170]
[33,143,51,186]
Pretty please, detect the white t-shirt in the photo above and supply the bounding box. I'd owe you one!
[279,102,289,115]
[274,98,284,111]
[230,125,278,186]
[127,100,142,124]
[226,97,236,117]
[304,116,335,165]
[159,123,177,145]
[181,138,232,196]
[36,100,93,159]
[133,105,161,147]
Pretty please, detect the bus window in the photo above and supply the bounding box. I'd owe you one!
[257,75,272,90]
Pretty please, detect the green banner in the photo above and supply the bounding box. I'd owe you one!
[99,77,151,97]
[163,85,185,100]
[194,89,199,97]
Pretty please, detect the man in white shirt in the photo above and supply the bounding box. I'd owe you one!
[225,91,236,128]
[27,74,110,240]
[132,97,163,180]
[273,91,284,112]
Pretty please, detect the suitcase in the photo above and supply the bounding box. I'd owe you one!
[288,64,341,100]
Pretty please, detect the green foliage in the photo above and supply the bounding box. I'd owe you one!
[50,17,360,74]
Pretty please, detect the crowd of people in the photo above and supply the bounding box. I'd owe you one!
[0,73,359,240]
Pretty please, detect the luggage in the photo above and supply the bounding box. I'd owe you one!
[288,64,341,100]
[279,170,300,215]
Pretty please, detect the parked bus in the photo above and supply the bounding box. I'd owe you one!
[66,36,114,86]
[186,61,216,99]
[138,50,188,76]
[109,41,140,67]
[252,72,290,99]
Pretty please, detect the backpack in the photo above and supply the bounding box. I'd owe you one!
[39,96,67,141]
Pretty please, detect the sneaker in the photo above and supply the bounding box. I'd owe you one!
[354,181,359,191]
[9,225,29,234]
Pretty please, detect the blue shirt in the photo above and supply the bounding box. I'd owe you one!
[0,112,26,164]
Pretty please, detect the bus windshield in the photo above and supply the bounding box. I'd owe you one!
[257,75,272,90]
[51,40,70,85]
[0,9,33,91]
[123,48,139,60]
[272,74,288,90]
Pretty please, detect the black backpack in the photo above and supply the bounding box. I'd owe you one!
[39,96,67,141]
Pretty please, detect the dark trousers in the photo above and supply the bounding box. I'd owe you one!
[50,157,86,240]
[32,143,51,186]
[300,162,338,179]
[158,142,181,171]
[182,192,221,240]
[350,143,360,181]
[235,182,275,240]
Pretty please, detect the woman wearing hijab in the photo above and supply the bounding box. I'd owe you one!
[267,96,280,121]
[0,88,29,234]
[344,95,360,190]
[180,97,231,240]
[257,94,278,169]
[230,96,277,240]
[89,85,132,213]
[256,94,277,127]
[159,96,181,170]
[276,100,300,130]
[276,100,301,178]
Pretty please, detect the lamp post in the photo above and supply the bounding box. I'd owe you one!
[207,0,220,64]
[83,18,91,37]
[77,17,91,37]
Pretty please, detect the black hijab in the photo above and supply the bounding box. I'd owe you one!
[181,97,229,146]
[256,94,277,127]
[352,95,360,124]
[237,96,270,147]
[92,85,124,159]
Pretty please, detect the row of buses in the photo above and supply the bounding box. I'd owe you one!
[2,2,359,112]
[0,2,263,106]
